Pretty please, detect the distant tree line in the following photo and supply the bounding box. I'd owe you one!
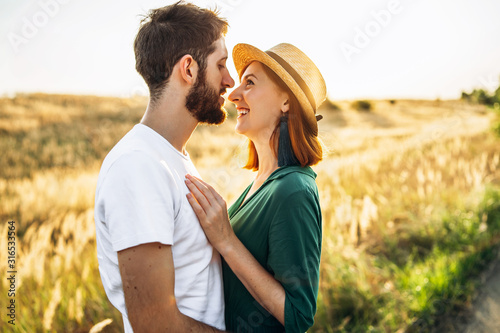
[462,75,500,137]
[461,76,500,107]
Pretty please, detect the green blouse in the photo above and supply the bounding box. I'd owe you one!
[223,166,322,333]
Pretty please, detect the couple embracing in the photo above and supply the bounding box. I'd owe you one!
[94,2,326,332]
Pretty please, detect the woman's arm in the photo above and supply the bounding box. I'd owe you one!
[185,174,286,325]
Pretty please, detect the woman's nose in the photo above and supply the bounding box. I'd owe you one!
[228,84,242,102]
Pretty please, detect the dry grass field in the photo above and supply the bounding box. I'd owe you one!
[0,93,499,332]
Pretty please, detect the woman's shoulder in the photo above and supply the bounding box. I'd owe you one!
[267,167,322,228]
[268,166,319,198]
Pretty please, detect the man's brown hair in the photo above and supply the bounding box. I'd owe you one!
[134,1,228,105]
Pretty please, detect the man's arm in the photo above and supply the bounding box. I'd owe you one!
[117,242,224,332]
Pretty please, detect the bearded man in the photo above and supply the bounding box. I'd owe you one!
[93,2,234,332]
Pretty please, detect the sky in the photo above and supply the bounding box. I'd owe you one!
[1,0,500,100]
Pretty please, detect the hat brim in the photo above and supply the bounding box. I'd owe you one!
[232,43,318,134]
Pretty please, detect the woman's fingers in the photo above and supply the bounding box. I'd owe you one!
[185,177,212,210]
[185,174,218,204]
[186,192,207,221]
[187,174,226,207]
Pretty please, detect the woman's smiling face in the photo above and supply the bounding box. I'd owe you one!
[228,61,289,143]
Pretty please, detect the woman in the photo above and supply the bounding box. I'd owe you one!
[185,42,326,332]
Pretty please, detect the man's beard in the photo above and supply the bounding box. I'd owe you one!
[185,68,227,125]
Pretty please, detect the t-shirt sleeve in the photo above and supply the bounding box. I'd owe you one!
[267,188,322,333]
[98,151,180,252]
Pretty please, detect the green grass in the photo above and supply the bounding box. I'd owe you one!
[312,186,500,332]
[491,106,500,138]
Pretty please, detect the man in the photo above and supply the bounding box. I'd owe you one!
[94,2,234,332]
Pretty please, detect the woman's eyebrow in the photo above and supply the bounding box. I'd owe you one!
[242,73,258,81]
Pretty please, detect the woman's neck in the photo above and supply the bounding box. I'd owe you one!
[253,140,279,180]
[239,138,279,206]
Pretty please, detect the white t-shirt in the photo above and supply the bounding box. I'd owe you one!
[94,124,225,332]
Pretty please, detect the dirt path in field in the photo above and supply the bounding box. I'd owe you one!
[319,100,493,158]
[461,252,500,333]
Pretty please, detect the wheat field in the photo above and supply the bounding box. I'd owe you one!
[0,94,499,332]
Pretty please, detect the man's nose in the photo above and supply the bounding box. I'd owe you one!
[223,72,235,89]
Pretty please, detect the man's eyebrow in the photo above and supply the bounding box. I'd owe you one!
[218,56,228,62]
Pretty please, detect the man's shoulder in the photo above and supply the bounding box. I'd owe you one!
[96,127,170,191]
[99,131,141,175]
[100,125,170,175]
[94,135,183,215]
[105,124,150,159]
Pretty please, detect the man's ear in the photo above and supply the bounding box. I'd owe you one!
[178,54,198,85]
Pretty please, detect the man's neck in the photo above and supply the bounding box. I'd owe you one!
[140,92,198,155]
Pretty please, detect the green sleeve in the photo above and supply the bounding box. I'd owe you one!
[267,188,322,332]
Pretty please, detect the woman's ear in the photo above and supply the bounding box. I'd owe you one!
[281,98,290,113]
[178,54,197,85]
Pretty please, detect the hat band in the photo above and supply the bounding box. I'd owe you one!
[266,50,316,111]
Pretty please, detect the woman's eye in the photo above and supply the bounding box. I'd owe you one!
[246,79,254,86]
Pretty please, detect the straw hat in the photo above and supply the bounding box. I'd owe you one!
[232,43,327,134]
